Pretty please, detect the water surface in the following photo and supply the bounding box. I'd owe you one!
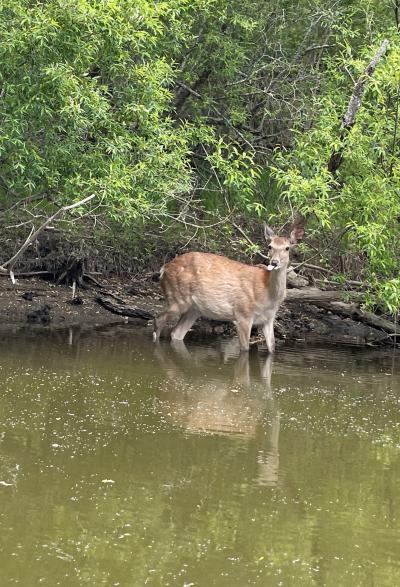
[0,326,399,586]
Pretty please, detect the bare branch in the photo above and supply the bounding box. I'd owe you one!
[175,70,211,111]
[302,44,335,54]
[343,39,390,128]
[0,194,96,275]
[291,262,336,275]
[232,221,269,261]
[395,0,400,28]
[328,39,389,173]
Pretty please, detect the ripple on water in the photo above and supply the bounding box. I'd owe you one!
[0,330,400,586]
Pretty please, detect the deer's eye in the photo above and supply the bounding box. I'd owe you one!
[268,245,272,250]
[285,246,290,251]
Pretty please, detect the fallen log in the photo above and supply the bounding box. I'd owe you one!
[286,288,398,338]
[285,287,363,303]
[316,301,398,335]
[96,295,154,321]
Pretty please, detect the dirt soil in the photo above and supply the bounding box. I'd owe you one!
[0,272,393,348]
[0,275,131,328]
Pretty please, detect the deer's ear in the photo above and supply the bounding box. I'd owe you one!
[264,224,275,240]
[289,227,304,245]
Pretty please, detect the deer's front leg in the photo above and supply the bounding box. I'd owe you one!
[262,313,276,354]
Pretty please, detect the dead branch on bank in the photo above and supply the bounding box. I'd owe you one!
[0,195,96,282]
[0,270,53,278]
[96,295,154,320]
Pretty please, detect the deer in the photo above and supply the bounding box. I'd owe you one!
[153,225,304,352]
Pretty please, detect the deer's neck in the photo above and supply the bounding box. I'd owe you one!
[268,265,287,303]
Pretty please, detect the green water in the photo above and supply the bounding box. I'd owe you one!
[0,326,400,586]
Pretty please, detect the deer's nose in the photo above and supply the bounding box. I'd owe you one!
[270,260,279,267]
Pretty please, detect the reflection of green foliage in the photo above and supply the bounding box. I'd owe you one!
[1,334,400,585]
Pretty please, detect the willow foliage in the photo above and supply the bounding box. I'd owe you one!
[0,0,399,310]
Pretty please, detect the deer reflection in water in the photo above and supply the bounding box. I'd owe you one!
[154,340,281,487]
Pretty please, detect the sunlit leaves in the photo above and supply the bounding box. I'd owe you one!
[206,139,261,204]
[0,0,196,219]
[272,33,400,313]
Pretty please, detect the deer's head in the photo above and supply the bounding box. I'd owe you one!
[264,225,304,271]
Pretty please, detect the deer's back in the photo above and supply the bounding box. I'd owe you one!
[160,252,270,320]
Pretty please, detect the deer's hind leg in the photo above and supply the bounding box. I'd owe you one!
[153,304,182,341]
[171,308,200,341]
[234,315,253,352]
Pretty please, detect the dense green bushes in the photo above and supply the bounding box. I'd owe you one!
[0,0,399,310]
[0,0,196,220]
[273,36,400,312]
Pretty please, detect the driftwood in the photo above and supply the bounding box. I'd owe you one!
[0,270,53,278]
[286,287,363,303]
[96,295,154,321]
[316,301,398,335]
[287,267,309,288]
[287,288,398,337]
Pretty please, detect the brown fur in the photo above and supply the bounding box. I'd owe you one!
[154,228,303,352]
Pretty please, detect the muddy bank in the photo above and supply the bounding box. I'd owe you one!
[0,272,395,348]
[0,276,125,328]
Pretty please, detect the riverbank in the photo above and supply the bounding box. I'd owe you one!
[0,271,395,348]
